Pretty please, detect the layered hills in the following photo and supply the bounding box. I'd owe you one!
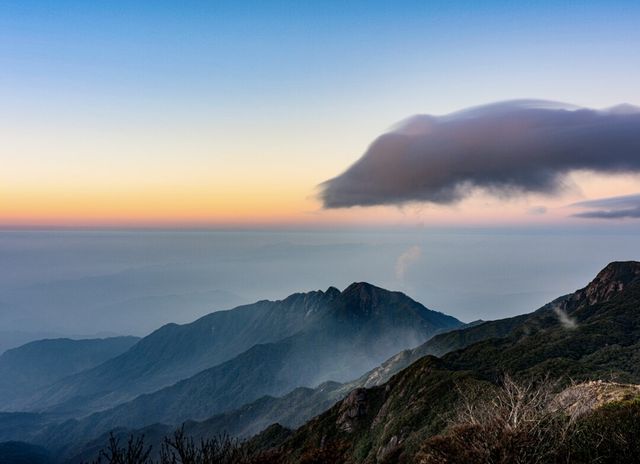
[0,336,139,409]
[0,282,461,460]
[15,283,458,417]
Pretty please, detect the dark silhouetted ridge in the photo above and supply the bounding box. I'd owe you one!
[341,281,383,297]
[338,282,388,316]
[568,261,640,309]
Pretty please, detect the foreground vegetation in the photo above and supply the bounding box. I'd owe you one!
[417,377,640,464]
[89,428,279,464]
[92,377,640,464]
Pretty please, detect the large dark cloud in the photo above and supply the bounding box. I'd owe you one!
[320,100,640,208]
[571,194,640,219]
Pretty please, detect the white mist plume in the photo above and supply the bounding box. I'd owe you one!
[395,246,422,281]
[553,306,578,330]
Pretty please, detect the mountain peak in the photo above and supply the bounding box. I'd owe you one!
[338,283,392,312]
[572,261,640,307]
[334,282,461,331]
[341,282,385,297]
[325,286,341,298]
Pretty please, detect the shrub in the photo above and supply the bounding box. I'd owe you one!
[298,439,348,464]
[562,398,640,464]
[416,375,569,464]
[91,427,283,464]
[416,376,640,464]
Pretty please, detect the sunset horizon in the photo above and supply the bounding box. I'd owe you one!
[4,1,640,229]
[2,2,640,463]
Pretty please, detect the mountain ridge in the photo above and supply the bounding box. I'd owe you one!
[266,261,640,463]
[3,282,462,457]
[0,336,139,410]
[12,287,343,414]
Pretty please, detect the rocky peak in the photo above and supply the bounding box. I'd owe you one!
[280,286,342,315]
[339,282,392,307]
[341,282,383,298]
[324,286,341,299]
[569,261,640,309]
[335,282,390,319]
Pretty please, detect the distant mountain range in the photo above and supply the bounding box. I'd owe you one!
[10,283,459,418]
[0,282,461,461]
[0,336,139,409]
[0,330,128,356]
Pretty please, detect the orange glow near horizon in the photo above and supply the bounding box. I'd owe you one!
[5,95,640,229]
[3,0,640,231]
[3,109,640,229]
[2,171,640,229]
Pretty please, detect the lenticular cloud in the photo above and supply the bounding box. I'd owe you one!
[320,100,640,208]
[571,193,640,219]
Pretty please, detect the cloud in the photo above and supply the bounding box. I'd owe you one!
[527,206,548,215]
[319,100,640,208]
[395,245,422,281]
[553,306,578,330]
[571,193,640,219]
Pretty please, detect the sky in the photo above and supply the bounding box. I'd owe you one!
[2,0,640,228]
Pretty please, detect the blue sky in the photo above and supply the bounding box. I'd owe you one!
[4,0,639,108]
[2,0,640,227]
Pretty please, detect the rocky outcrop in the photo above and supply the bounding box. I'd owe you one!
[337,389,369,433]
[552,380,640,417]
[568,261,640,309]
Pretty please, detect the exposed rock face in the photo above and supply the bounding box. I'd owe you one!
[552,381,640,418]
[337,388,369,433]
[568,261,640,309]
